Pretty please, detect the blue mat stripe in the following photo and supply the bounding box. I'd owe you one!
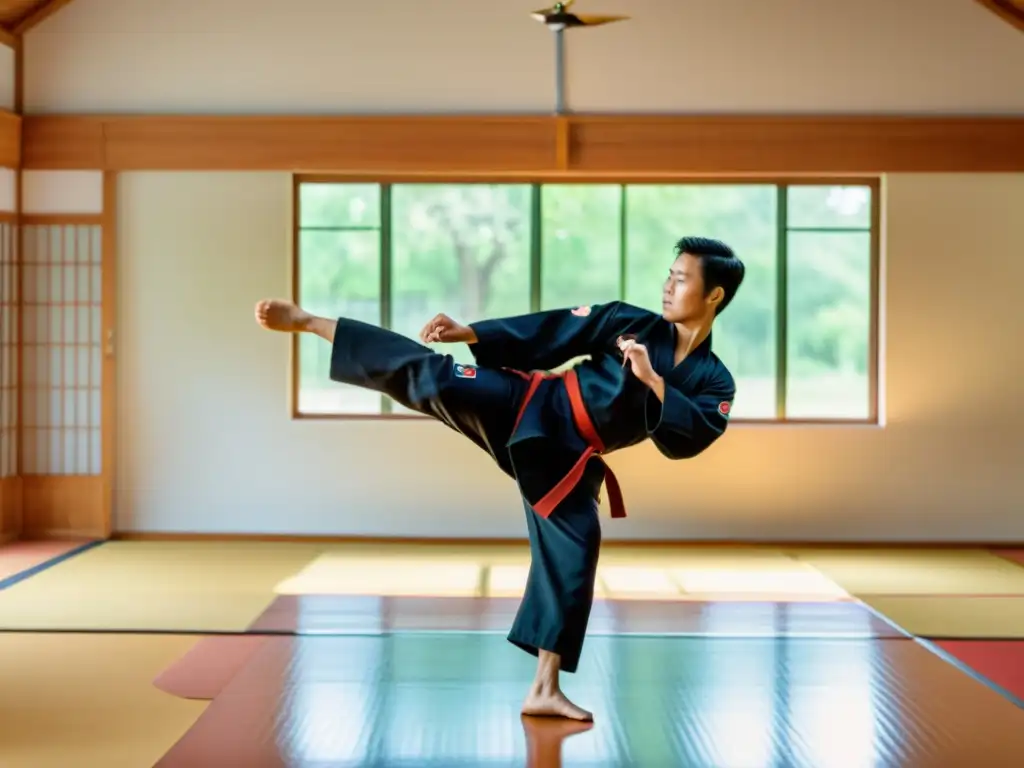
[0,539,105,590]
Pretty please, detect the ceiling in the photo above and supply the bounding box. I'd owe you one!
[982,0,1024,31]
[0,0,1021,37]
[0,0,44,27]
[0,0,68,35]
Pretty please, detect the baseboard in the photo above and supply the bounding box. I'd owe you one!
[109,531,1024,549]
[18,530,103,543]
[112,531,530,546]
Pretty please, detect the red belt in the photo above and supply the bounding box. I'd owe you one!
[507,367,626,520]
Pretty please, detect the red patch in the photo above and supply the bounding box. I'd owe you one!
[718,401,731,416]
[571,305,592,317]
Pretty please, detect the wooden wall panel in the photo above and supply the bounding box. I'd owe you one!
[23,116,558,172]
[20,116,104,169]
[569,115,1024,174]
[21,476,103,538]
[0,109,20,168]
[0,477,20,541]
[20,114,1024,174]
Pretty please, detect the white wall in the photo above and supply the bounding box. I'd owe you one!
[22,0,1024,539]
[114,172,1024,540]
[23,0,1024,114]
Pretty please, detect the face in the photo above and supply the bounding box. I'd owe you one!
[661,252,722,323]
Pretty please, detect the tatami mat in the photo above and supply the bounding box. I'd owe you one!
[0,540,95,585]
[489,564,616,599]
[275,547,846,602]
[993,549,1024,568]
[0,541,320,632]
[0,633,208,768]
[275,554,485,597]
[789,548,1024,596]
[598,566,683,600]
[859,595,1024,638]
[0,542,859,632]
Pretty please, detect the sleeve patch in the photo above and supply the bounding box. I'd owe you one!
[718,401,731,417]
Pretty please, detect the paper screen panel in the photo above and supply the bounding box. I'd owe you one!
[21,224,102,475]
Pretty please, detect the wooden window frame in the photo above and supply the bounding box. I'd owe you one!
[290,173,882,425]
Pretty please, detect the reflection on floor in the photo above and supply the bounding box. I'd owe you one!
[3,539,1024,766]
[156,633,1024,768]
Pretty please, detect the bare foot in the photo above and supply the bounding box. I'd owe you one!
[254,299,312,332]
[521,686,593,721]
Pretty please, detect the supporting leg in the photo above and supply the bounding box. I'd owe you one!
[509,460,604,721]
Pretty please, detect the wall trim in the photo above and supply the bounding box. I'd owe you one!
[20,113,1024,173]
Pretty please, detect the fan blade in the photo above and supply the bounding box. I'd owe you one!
[574,13,629,26]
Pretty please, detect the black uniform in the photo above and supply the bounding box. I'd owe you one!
[328,300,735,672]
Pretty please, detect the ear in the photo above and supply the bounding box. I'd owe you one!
[706,286,724,308]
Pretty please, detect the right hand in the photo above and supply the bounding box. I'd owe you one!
[419,313,477,344]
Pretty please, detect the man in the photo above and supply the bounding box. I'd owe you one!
[255,236,744,721]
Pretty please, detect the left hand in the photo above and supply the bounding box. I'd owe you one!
[618,336,656,383]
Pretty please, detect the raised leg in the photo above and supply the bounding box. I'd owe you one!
[254,298,525,471]
[509,460,604,721]
[254,298,335,341]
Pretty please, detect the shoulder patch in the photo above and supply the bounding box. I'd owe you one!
[571,305,592,317]
[454,363,477,379]
[718,401,731,417]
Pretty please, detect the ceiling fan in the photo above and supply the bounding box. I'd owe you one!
[530,1,629,113]
[531,0,629,30]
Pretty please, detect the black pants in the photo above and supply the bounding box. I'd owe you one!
[329,317,602,673]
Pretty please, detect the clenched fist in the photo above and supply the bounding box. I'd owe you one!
[618,335,656,384]
[419,313,478,345]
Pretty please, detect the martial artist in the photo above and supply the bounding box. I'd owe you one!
[254,236,744,721]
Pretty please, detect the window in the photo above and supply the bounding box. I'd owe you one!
[294,179,877,422]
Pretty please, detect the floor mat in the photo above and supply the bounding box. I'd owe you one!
[274,553,485,597]
[155,633,1024,767]
[992,549,1024,568]
[859,595,1024,638]
[790,548,1024,596]
[0,539,96,586]
[0,541,321,632]
[154,636,270,700]
[0,632,208,768]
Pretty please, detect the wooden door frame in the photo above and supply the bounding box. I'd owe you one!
[100,170,116,537]
[15,170,116,539]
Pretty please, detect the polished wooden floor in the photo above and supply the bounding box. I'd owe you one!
[6,542,1024,766]
[155,631,1024,767]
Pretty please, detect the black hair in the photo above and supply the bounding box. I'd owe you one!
[674,236,745,315]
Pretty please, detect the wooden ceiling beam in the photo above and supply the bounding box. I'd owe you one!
[974,0,1024,32]
[0,24,17,48]
[13,0,76,35]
